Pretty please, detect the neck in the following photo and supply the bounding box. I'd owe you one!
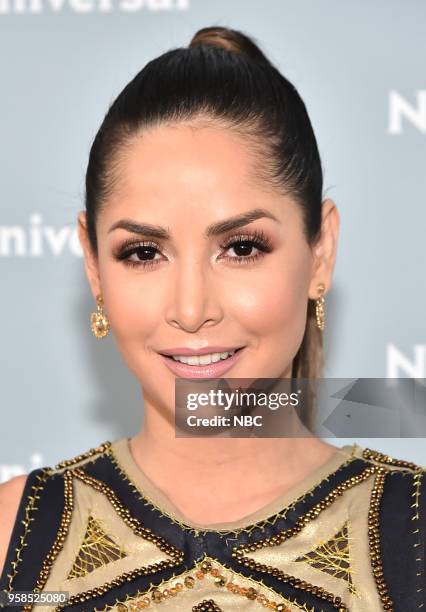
[129,392,339,504]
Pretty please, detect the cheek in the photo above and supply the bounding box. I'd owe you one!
[98,265,160,345]
[229,256,311,348]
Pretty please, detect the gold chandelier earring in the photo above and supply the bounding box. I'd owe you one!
[90,294,110,339]
[315,282,326,331]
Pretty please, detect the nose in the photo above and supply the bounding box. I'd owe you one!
[165,257,223,332]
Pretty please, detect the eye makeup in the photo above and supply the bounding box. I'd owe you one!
[112,228,274,270]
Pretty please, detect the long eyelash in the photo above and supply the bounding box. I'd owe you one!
[220,229,273,264]
[114,239,160,269]
[220,230,272,259]
[114,229,273,269]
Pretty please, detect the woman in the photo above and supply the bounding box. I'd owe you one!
[0,26,425,612]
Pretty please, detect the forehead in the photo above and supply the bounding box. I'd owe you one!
[98,120,295,231]
[113,121,264,198]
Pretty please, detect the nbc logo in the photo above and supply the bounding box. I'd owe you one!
[387,343,426,378]
[388,90,426,134]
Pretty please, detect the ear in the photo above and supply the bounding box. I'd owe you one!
[77,211,101,300]
[308,198,340,299]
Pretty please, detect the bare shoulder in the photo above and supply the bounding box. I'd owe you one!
[0,474,28,577]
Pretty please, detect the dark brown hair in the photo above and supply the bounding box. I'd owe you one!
[84,26,326,421]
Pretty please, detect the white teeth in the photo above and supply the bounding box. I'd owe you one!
[171,350,236,365]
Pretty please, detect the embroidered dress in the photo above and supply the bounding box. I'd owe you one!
[1,438,425,612]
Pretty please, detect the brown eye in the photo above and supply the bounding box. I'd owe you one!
[114,240,163,269]
[221,229,273,265]
[226,239,262,258]
[127,245,159,263]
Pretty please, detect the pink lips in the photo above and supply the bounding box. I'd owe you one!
[159,347,245,379]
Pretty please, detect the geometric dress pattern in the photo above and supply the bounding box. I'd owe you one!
[67,515,127,579]
[294,520,359,596]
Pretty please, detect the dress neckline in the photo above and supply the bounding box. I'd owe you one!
[110,437,359,533]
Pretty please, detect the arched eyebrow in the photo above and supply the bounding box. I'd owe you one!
[107,207,279,239]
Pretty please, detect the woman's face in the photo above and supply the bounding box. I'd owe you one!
[79,121,338,413]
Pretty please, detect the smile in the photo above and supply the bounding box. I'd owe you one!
[170,349,238,365]
[159,347,245,379]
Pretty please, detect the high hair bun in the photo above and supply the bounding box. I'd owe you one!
[189,26,271,65]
